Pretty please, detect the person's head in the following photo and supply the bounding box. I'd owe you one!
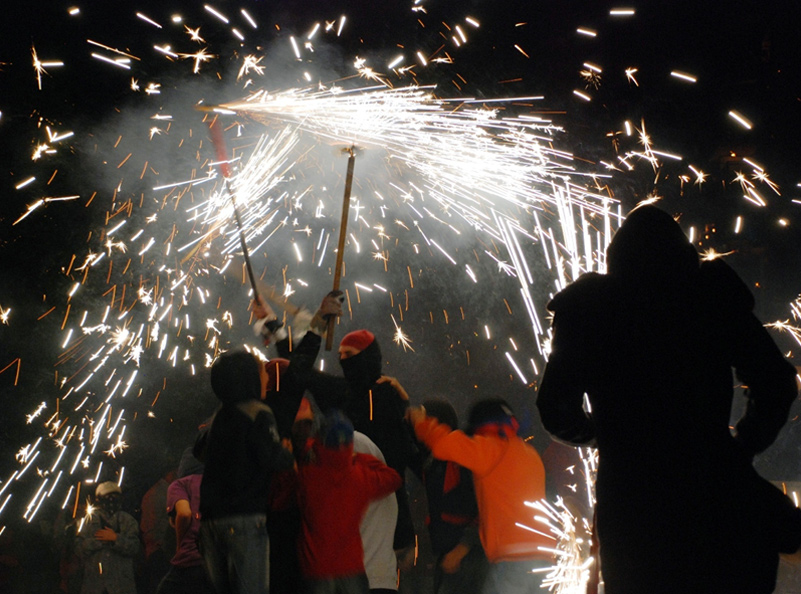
[421,398,459,430]
[320,409,354,450]
[338,330,382,388]
[338,329,375,360]
[94,481,122,515]
[606,205,698,283]
[263,358,290,396]
[210,348,263,403]
[467,398,519,437]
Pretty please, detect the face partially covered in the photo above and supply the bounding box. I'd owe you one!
[338,344,361,360]
[97,492,121,515]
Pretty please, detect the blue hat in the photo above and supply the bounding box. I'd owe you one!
[322,410,354,448]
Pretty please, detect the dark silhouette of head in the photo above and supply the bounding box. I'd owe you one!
[210,348,261,403]
[422,398,459,430]
[606,205,698,285]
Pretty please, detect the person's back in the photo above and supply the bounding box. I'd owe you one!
[538,205,801,594]
[199,348,294,594]
[296,412,402,593]
[410,399,551,594]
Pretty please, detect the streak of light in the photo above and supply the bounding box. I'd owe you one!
[204,4,229,23]
[136,12,162,28]
[728,110,753,130]
[670,70,697,83]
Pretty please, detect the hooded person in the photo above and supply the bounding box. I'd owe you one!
[199,348,295,594]
[537,205,801,594]
[408,398,551,594]
[296,410,403,594]
[300,329,418,552]
[75,481,139,594]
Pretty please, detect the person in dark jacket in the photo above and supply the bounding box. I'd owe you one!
[199,348,295,594]
[415,399,487,594]
[537,205,801,594]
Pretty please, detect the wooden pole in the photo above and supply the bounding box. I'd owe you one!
[325,147,357,350]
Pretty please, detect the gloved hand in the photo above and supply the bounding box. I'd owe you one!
[310,291,344,334]
[251,297,282,345]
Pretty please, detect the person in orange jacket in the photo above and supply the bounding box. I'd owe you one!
[407,398,553,594]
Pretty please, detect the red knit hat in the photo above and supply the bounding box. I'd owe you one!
[264,358,290,393]
[339,329,375,353]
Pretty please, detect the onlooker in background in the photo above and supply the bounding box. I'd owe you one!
[199,348,295,594]
[537,205,801,594]
[408,398,552,594]
[76,481,139,594]
[156,447,213,594]
[296,410,402,594]
[414,399,487,594]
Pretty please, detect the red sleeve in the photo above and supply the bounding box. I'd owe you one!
[353,453,402,500]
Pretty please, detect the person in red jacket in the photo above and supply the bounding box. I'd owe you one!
[408,398,553,594]
[296,410,402,594]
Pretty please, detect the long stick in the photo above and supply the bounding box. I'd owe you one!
[325,147,357,350]
[208,120,260,300]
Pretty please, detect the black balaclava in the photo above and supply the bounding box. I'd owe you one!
[339,339,383,392]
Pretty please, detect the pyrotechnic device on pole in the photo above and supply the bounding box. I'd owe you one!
[326,145,358,351]
[208,118,261,303]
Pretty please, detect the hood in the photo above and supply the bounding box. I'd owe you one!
[210,348,261,403]
[339,339,382,390]
[606,205,699,287]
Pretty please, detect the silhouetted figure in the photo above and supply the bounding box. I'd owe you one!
[538,205,801,594]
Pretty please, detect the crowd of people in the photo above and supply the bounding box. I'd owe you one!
[15,205,800,594]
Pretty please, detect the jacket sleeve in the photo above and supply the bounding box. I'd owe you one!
[270,331,323,438]
[537,304,597,446]
[354,453,403,500]
[249,405,295,472]
[413,418,504,477]
[731,310,799,455]
[305,370,350,412]
[703,259,799,456]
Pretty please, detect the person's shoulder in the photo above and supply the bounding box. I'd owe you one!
[547,272,607,313]
[699,258,754,311]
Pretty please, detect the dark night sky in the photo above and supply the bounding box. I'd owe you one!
[1,0,800,513]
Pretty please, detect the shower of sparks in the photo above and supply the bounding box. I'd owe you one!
[4,5,799,582]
